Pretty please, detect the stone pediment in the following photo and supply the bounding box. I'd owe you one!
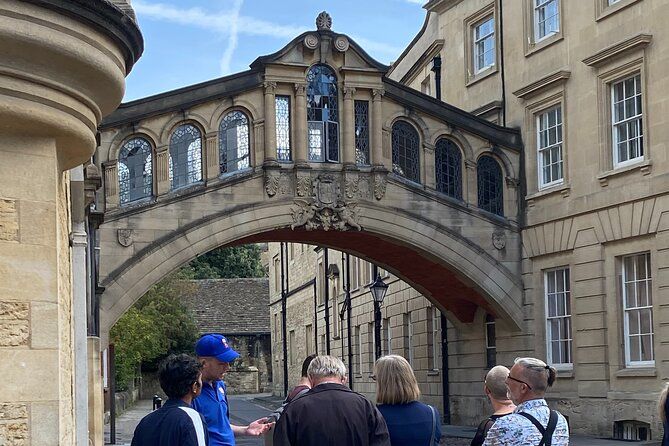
[250,12,389,73]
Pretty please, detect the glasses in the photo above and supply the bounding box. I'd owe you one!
[506,375,532,390]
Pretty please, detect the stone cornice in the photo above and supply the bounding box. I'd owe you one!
[512,70,571,100]
[22,0,143,74]
[399,39,445,85]
[582,33,652,68]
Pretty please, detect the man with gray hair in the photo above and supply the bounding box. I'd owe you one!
[484,357,569,445]
[471,365,516,446]
[273,355,390,446]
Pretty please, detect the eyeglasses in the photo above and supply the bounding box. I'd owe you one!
[506,375,532,390]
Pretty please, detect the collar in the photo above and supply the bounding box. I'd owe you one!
[164,398,191,408]
[311,382,350,392]
[514,398,548,412]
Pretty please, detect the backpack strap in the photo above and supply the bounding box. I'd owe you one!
[428,405,437,446]
[517,411,558,446]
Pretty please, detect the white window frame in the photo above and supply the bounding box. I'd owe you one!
[473,15,496,74]
[534,0,560,42]
[608,0,621,4]
[622,253,654,367]
[350,258,359,291]
[429,307,440,371]
[611,74,643,168]
[407,313,414,366]
[544,267,573,369]
[383,317,392,355]
[537,106,564,189]
[485,314,496,369]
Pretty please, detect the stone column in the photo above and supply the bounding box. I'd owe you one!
[205,132,220,179]
[155,146,171,196]
[465,160,477,206]
[88,337,104,446]
[343,87,356,168]
[103,161,119,210]
[263,82,278,165]
[294,83,308,166]
[424,143,436,189]
[372,89,385,169]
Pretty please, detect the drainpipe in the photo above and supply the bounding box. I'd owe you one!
[499,0,507,126]
[431,55,442,101]
[323,248,331,354]
[313,277,318,354]
[280,242,288,396]
[345,253,353,390]
[441,313,451,424]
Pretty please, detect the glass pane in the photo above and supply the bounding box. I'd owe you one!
[636,254,648,279]
[629,336,640,362]
[641,334,654,361]
[551,341,560,363]
[169,124,202,189]
[628,310,640,335]
[640,309,652,335]
[625,281,636,308]
[276,96,291,161]
[636,282,648,307]
[624,256,635,281]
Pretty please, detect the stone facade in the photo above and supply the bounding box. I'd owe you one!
[387,0,669,439]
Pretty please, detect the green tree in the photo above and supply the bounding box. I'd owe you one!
[187,244,265,279]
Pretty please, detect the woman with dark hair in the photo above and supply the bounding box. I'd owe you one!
[374,355,441,446]
[131,354,208,446]
[659,384,669,446]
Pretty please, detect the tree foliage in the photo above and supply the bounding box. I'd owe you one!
[184,244,266,279]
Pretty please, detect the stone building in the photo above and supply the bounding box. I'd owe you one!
[182,278,272,393]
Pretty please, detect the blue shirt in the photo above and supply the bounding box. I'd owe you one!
[131,398,209,446]
[193,380,235,446]
[377,401,441,446]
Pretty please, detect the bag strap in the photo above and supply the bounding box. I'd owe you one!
[429,405,437,446]
[517,411,558,446]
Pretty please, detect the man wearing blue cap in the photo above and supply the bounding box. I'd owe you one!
[193,334,272,446]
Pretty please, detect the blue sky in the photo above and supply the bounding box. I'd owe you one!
[124,0,427,101]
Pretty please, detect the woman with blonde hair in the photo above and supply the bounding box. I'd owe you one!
[374,355,441,446]
[659,383,669,445]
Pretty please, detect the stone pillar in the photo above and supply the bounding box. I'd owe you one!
[294,83,308,166]
[263,82,278,165]
[155,146,171,195]
[465,160,477,206]
[0,4,141,444]
[424,143,435,189]
[372,89,385,168]
[343,87,356,168]
[87,337,104,446]
[205,132,220,180]
[103,161,119,210]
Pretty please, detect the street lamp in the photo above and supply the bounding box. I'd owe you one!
[369,274,388,360]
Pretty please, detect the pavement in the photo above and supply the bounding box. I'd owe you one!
[106,393,662,445]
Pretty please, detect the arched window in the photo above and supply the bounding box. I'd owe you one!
[391,121,420,183]
[307,65,339,162]
[169,124,202,189]
[219,111,250,174]
[477,155,503,216]
[435,138,462,200]
[118,137,152,205]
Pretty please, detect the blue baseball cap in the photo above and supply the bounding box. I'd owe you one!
[195,334,240,363]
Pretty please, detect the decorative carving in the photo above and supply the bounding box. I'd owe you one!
[313,174,340,205]
[291,200,361,232]
[294,83,307,96]
[316,11,332,30]
[265,170,280,197]
[372,89,385,101]
[345,176,359,199]
[278,173,292,195]
[374,172,387,200]
[343,86,356,100]
[117,229,134,247]
[296,174,312,197]
[263,81,277,94]
[304,34,319,50]
[334,36,349,52]
[492,230,506,250]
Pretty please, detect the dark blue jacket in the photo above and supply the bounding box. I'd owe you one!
[131,398,209,446]
[377,401,441,446]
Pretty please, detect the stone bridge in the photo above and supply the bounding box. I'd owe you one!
[95,15,524,340]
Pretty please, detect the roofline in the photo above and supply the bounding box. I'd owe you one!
[24,0,143,74]
[100,70,263,129]
[382,78,522,150]
[387,10,431,77]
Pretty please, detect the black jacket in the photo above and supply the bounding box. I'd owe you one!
[273,383,390,446]
[131,399,209,446]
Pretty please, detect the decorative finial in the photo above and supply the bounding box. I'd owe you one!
[316,11,332,31]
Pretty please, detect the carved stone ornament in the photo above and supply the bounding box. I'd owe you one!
[492,230,506,250]
[296,174,312,197]
[265,170,280,197]
[345,176,359,199]
[304,34,319,50]
[316,11,332,30]
[117,229,134,247]
[334,36,349,52]
[374,173,387,201]
[313,174,340,205]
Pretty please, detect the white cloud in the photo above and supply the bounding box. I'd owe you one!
[404,0,427,4]
[219,0,243,75]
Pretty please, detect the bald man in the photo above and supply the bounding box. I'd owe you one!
[470,366,516,446]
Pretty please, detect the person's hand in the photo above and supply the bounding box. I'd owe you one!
[245,418,274,436]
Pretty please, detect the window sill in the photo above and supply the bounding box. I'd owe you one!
[597,159,651,186]
[555,367,574,379]
[616,367,656,378]
[596,0,644,22]
[526,182,571,206]
[427,370,440,377]
[466,65,498,88]
[525,34,563,57]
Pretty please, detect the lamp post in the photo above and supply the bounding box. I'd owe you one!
[369,274,388,360]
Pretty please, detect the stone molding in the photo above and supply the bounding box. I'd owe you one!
[582,33,652,68]
[512,70,571,100]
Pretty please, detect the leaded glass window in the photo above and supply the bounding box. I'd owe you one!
[276,95,291,162]
[435,139,462,199]
[391,121,420,183]
[612,74,643,167]
[219,111,250,174]
[307,65,339,162]
[355,100,369,165]
[118,137,152,205]
[477,155,503,216]
[169,124,202,189]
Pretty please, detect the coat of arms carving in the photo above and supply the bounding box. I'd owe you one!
[290,174,361,231]
[117,229,134,247]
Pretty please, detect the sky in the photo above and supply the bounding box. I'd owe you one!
[124,0,428,102]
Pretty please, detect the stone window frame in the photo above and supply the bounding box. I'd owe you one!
[485,313,496,369]
[524,0,564,56]
[428,306,440,372]
[620,252,654,368]
[595,0,643,21]
[117,135,154,206]
[464,2,499,86]
[610,73,644,169]
[168,121,204,191]
[535,99,566,190]
[543,266,573,370]
[218,108,252,176]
